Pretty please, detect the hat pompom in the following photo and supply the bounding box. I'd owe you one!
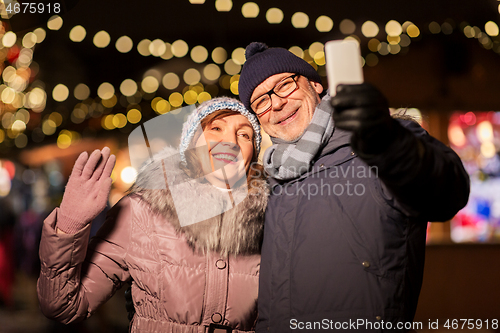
[245,42,268,59]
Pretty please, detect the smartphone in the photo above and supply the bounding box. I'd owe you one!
[324,40,364,96]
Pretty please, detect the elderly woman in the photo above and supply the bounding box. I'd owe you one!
[37,97,269,333]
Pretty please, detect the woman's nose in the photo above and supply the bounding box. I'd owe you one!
[220,131,238,145]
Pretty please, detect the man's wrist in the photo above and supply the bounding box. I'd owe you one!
[350,117,400,156]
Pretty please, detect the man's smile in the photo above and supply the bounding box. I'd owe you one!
[276,109,299,126]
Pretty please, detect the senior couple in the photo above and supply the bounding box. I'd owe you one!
[38,42,469,332]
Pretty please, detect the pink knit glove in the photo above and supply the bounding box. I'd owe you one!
[57,147,116,234]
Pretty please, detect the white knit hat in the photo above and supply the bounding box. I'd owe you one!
[179,97,261,162]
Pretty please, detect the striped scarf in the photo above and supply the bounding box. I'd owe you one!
[264,94,334,180]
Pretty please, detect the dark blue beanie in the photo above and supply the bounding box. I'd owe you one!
[238,42,322,112]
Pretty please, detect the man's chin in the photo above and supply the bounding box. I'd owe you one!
[275,128,305,142]
[270,118,308,142]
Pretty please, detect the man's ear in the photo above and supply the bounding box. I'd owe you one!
[310,81,323,94]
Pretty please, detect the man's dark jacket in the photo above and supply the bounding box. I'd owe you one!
[256,112,470,332]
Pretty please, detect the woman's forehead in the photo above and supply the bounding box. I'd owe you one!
[210,114,253,129]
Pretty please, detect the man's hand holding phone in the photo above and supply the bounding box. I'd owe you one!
[326,40,398,155]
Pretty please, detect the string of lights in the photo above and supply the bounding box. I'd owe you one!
[0,0,499,151]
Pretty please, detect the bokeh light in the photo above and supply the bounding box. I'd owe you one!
[71,106,86,123]
[121,167,138,184]
[212,47,228,64]
[57,131,72,149]
[163,73,180,90]
[15,134,27,148]
[385,20,403,36]
[113,113,127,128]
[120,79,138,97]
[141,76,159,93]
[22,32,37,48]
[149,39,167,57]
[69,25,86,42]
[26,87,47,111]
[365,53,379,67]
[339,19,356,35]
[313,52,325,66]
[184,68,201,85]
[399,34,410,47]
[93,30,111,48]
[361,21,379,38]
[389,44,401,54]
[378,42,390,56]
[52,84,69,102]
[198,91,211,104]
[266,8,284,24]
[288,46,304,58]
[116,36,133,53]
[191,45,209,63]
[161,43,173,59]
[102,115,115,130]
[3,66,16,82]
[33,28,46,43]
[480,141,496,158]
[203,64,221,81]
[50,112,63,127]
[152,97,171,114]
[242,2,259,18]
[98,82,115,100]
[485,21,499,37]
[127,109,142,123]
[231,47,246,65]
[169,92,184,107]
[172,40,189,57]
[224,59,241,75]
[11,120,26,133]
[477,121,493,142]
[308,42,324,58]
[137,39,152,56]
[407,24,420,38]
[387,36,400,45]
[291,12,309,28]
[230,81,239,95]
[441,22,453,35]
[448,125,466,147]
[2,32,17,48]
[18,49,34,68]
[184,90,198,104]
[74,83,90,100]
[47,15,63,30]
[42,119,57,135]
[315,15,333,32]
[428,21,441,34]
[215,0,233,11]
[102,95,117,108]
[2,87,16,104]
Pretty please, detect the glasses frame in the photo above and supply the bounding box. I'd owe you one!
[251,74,300,117]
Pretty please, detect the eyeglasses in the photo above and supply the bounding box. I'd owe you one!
[250,74,299,117]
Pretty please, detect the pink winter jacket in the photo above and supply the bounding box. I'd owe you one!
[37,149,269,333]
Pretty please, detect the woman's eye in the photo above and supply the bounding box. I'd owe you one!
[211,126,221,131]
[239,132,251,140]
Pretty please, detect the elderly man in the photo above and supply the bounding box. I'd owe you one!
[238,42,469,332]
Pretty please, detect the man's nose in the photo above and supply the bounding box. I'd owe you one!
[270,93,286,110]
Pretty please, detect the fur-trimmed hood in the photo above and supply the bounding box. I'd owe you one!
[130,147,269,257]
